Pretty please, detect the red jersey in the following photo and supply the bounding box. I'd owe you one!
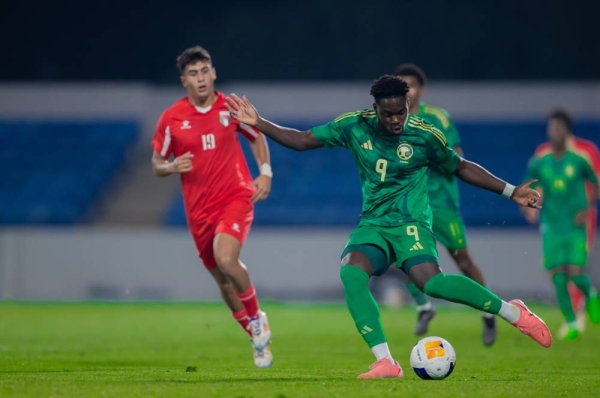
[534,136,600,201]
[152,92,260,221]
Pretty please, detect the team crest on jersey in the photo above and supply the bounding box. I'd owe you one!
[397,143,414,162]
[565,165,574,177]
[219,111,231,127]
[181,120,192,129]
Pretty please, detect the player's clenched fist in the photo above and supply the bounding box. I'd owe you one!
[250,175,271,203]
[169,152,194,173]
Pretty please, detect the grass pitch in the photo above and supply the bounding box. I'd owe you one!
[0,302,599,397]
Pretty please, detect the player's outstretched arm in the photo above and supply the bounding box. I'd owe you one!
[226,94,323,151]
[454,159,542,209]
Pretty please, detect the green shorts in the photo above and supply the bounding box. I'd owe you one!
[432,210,468,251]
[542,229,588,270]
[341,222,439,276]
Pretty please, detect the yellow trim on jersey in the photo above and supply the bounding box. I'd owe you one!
[423,106,451,129]
[334,110,376,122]
[408,119,447,145]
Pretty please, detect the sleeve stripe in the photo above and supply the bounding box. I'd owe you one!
[239,123,259,138]
[408,120,447,145]
[424,107,451,129]
[334,110,375,123]
[334,111,360,122]
[534,145,552,158]
[571,143,600,170]
[160,126,171,157]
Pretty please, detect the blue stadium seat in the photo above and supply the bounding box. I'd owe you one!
[0,121,138,225]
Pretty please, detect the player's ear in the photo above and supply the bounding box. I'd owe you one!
[372,102,377,111]
[180,75,186,87]
[212,66,217,81]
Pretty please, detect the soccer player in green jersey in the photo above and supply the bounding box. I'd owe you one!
[394,64,497,345]
[225,75,552,379]
[523,109,600,341]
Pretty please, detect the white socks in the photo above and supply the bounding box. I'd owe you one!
[417,302,434,312]
[371,342,394,362]
[498,301,520,323]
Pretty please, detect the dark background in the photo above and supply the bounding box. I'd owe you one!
[3,0,599,83]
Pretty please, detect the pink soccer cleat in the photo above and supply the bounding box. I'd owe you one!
[357,358,403,379]
[509,299,553,348]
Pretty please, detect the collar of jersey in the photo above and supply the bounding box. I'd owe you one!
[187,91,222,114]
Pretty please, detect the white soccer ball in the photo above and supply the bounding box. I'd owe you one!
[410,336,456,380]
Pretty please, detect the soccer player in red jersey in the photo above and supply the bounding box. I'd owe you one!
[528,108,600,338]
[151,46,273,368]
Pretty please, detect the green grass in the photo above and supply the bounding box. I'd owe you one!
[0,302,599,397]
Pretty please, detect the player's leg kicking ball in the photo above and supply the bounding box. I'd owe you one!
[340,226,552,379]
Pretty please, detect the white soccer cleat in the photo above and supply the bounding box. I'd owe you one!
[247,310,271,351]
[557,313,586,340]
[557,323,570,340]
[253,345,273,368]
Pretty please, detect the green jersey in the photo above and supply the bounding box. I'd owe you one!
[311,111,461,228]
[417,103,462,211]
[526,150,598,232]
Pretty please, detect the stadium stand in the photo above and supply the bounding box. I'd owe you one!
[0,121,138,224]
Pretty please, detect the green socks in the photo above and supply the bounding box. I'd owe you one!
[552,272,576,323]
[423,273,502,314]
[405,281,430,306]
[340,265,386,348]
[571,274,594,299]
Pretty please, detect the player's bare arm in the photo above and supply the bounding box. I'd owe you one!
[454,159,542,209]
[152,151,194,177]
[521,185,542,224]
[577,180,600,225]
[590,181,599,203]
[522,206,540,224]
[249,134,272,203]
[226,94,323,151]
[453,145,464,157]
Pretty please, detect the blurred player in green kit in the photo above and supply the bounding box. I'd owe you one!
[523,109,600,340]
[394,64,497,345]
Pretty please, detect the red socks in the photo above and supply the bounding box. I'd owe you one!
[232,309,251,336]
[235,284,259,318]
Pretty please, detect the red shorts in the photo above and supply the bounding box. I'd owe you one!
[188,198,254,269]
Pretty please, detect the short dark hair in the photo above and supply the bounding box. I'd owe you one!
[548,108,573,133]
[176,46,212,74]
[370,75,410,102]
[393,63,427,87]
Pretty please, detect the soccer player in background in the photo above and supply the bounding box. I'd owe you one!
[226,75,552,379]
[394,64,496,345]
[151,46,274,367]
[531,110,600,338]
[523,109,600,340]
